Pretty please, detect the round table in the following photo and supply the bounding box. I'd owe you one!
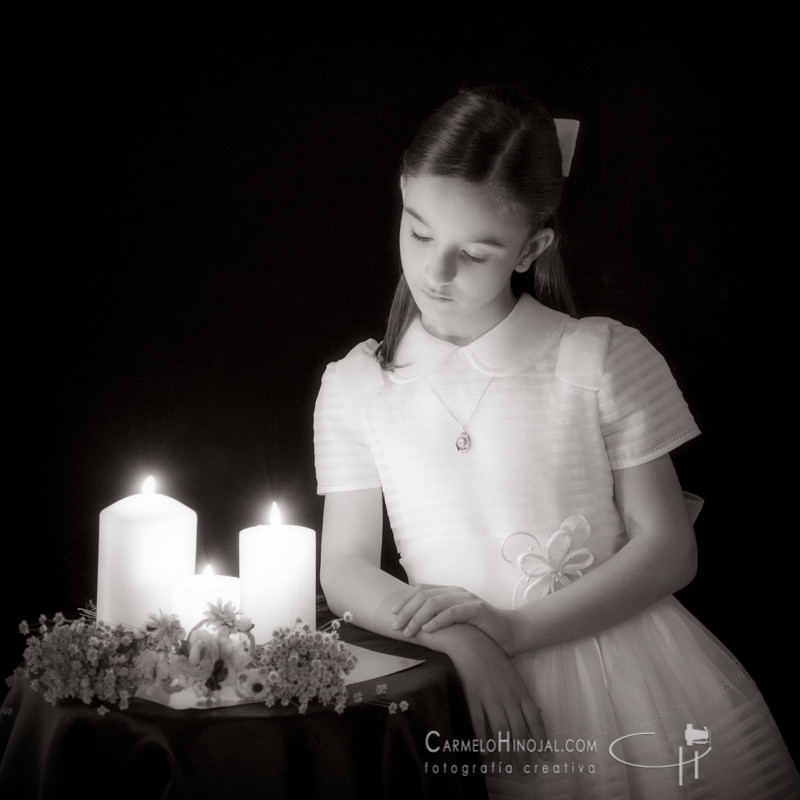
[1,601,488,800]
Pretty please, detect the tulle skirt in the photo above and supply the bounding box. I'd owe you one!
[485,597,799,799]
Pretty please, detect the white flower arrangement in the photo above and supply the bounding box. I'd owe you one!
[10,603,408,717]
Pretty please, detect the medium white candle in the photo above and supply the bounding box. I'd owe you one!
[97,476,197,628]
[239,502,316,644]
[172,564,241,631]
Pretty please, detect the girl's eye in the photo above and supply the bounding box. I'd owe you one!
[410,230,487,264]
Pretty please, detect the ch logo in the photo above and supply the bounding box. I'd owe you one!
[683,723,710,746]
[609,724,712,787]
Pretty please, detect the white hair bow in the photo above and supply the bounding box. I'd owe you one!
[554,119,580,177]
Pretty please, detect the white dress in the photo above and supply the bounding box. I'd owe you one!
[314,295,800,799]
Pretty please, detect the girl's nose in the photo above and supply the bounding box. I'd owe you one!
[426,249,456,285]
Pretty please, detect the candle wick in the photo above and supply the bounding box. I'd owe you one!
[270,501,282,526]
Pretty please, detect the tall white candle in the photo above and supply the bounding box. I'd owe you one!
[97,476,197,628]
[239,502,316,644]
[172,564,241,631]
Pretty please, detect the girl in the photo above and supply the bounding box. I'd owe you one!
[313,85,799,798]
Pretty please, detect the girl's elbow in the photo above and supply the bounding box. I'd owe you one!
[319,559,340,603]
[672,540,698,592]
[319,552,360,616]
[320,577,347,618]
[649,534,697,596]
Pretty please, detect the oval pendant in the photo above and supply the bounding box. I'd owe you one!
[455,431,471,453]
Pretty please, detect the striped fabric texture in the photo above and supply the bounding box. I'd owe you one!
[313,295,699,605]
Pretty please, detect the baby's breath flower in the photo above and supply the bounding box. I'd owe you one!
[255,619,354,714]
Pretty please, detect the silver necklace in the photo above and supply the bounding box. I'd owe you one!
[425,377,495,453]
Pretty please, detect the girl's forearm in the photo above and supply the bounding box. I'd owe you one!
[322,551,549,746]
[507,456,698,654]
[508,530,696,654]
[321,553,409,638]
[321,554,493,657]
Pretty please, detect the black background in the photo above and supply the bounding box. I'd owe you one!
[8,8,787,755]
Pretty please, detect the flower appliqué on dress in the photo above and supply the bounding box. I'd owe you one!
[501,515,595,607]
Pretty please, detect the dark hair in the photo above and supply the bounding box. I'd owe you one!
[376,85,577,369]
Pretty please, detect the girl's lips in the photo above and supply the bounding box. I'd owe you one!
[420,287,453,302]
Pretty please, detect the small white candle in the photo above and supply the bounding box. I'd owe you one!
[97,476,197,628]
[172,564,241,631]
[239,502,316,644]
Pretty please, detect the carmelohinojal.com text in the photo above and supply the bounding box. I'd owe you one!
[424,731,598,777]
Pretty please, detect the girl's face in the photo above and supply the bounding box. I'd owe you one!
[399,175,552,345]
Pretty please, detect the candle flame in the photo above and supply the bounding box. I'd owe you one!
[270,502,282,526]
[143,476,156,494]
[203,564,214,576]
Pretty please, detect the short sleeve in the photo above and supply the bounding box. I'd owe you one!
[598,323,700,469]
[313,341,384,494]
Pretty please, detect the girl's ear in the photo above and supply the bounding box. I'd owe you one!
[515,228,555,272]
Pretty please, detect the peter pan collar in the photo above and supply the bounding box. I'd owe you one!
[389,294,570,382]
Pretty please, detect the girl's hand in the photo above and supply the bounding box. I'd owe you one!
[391,584,519,655]
[440,624,546,769]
